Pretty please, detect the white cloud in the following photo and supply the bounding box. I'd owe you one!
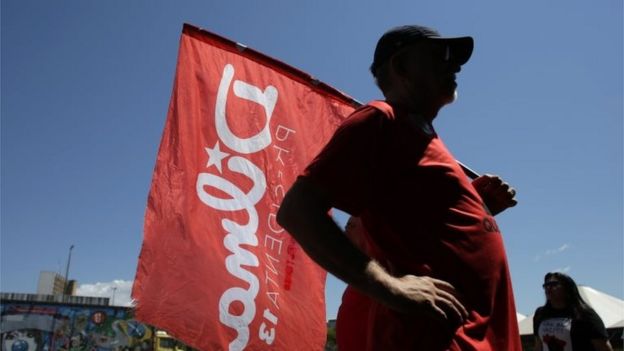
[76,280,134,307]
[546,244,570,255]
[534,243,571,262]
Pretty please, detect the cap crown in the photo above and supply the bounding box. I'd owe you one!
[371,25,441,75]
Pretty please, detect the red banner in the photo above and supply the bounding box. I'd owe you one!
[132,24,356,351]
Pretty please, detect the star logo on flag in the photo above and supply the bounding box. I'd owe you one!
[204,142,230,173]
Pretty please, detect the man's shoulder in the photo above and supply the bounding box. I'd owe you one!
[366,100,396,119]
[349,103,387,120]
[340,102,393,130]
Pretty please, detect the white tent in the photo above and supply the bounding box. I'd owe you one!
[517,313,527,323]
[518,285,624,335]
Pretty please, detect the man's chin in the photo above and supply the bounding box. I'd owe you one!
[441,90,458,106]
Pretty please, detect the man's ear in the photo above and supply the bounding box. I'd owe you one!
[389,54,406,75]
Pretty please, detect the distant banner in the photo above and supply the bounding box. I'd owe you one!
[132,24,356,350]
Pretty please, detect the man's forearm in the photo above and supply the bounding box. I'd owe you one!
[276,178,396,300]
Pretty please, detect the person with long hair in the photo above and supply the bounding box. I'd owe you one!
[533,272,613,351]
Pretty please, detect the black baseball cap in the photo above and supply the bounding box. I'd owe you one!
[370,25,474,76]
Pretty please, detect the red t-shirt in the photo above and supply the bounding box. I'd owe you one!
[303,101,521,351]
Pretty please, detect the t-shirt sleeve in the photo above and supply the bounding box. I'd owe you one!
[302,105,382,215]
[577,309,608,340]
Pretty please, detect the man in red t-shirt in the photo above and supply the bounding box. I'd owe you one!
[277,25,522,350]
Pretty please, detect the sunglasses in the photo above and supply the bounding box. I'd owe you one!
[542,281,562,289]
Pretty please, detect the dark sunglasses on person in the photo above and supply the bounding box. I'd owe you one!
[542,281,561,289]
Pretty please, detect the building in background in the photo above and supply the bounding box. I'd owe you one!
[1,293,194,351]
[36,271,77,295]
[66,279,77,295]
[37,271,66,295]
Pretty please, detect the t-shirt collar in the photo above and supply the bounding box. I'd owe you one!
[407,112,435,135]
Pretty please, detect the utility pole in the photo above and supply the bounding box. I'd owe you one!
[64,244,74,295]
[112,287,117,306]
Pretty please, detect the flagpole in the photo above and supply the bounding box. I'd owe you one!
[456,160,479,179]
[64,244,74,295]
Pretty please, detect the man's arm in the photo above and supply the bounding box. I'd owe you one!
[277,177,468,325]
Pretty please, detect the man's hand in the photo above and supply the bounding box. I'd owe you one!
[472,174,517,216]
[367,262,468,327]
[393,275,468,326]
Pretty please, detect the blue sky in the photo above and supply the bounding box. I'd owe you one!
[1,1,622,322]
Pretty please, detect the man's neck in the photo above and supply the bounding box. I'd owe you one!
[384,92,439,122]
[408,112,435,135]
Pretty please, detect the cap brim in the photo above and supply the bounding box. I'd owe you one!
[429,36,474,65]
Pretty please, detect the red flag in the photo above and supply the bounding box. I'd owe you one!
[132,24,356,351]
